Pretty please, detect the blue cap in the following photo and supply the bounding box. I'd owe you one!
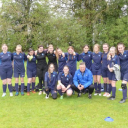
[104,117,114,122]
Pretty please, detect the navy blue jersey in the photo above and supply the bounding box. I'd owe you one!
[118,51,128,73]
[0,52,13,68]
[45,71,58,90]
[13,52,27,73]
[0,58,1,76]
[102,52,108,70]
[92,52,102,71]
[108,55,120,68]
[58,54,67,72]
[79,51,92,70]
[27,55,36,70]
[65,52,79,71]
[58,72,72,87]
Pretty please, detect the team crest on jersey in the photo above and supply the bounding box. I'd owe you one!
[88,55,90,57]
[20,56,22,58]
[99,55,100,56]
[8,54,10,56]
[42,53,44,56]
[125,55,127,57]
[53,75,55,77]
[67,78,69,80]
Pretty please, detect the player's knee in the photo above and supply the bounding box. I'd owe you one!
[57,85,61,90]
[67,90,72,96]
[89,84,94,89]
[121,83,127,89]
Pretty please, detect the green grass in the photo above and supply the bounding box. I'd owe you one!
[0,62,127,128]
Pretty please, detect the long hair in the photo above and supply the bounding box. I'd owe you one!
[48,63,55,82]
[56,48,64,59]
[107,47,116,60]
[117,43,125,55]
[68,46,74,61]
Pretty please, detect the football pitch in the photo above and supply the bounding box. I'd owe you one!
[0,62,128,128]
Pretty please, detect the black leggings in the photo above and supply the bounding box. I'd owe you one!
[71,84,94,94]
[38,77,44,90]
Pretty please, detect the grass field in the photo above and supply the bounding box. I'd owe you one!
[0,62,128,128]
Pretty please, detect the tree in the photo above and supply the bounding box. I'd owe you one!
[0,0,50,51]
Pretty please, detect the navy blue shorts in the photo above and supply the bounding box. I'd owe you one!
[92,69,101,75]
[1,67,13,80]
[102,68,109,78]
[14,72,25,78]
[121,72,128,82]
[108,71,117,81]
[27,68,36,78]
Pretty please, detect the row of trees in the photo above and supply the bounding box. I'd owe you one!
[0,0,127,52]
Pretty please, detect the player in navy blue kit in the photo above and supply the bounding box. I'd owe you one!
[13,45,27,96]
[26,48,36,96]
[102,43,111,97]
[56,48,66,73]
[57,65,73,99]
[47,44,58,72]
[35,45,48,95]
[44,64,58,99]
[0,44,13,97]
[117,43,128,103]
[92,44,102,96]
[107,47,120,100]
[79,45,92,70]
[65,46,79,77]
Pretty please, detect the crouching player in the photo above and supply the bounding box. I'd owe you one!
[44,64,58,99]
[72,62,94,99]
[57,65,73,99]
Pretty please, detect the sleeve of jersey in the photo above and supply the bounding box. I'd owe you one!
[83,71,93,88]
[73,71,79,87]
[56,73,58,82]
[101,52,103,61]
[11,53,13,61]
[44,72,48,82]
[65,53,68,61]
[69,75,73,85]
[76,53,81,61]
[58,72,61,81]
[24,53,27,61]
[116,56,120,66]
